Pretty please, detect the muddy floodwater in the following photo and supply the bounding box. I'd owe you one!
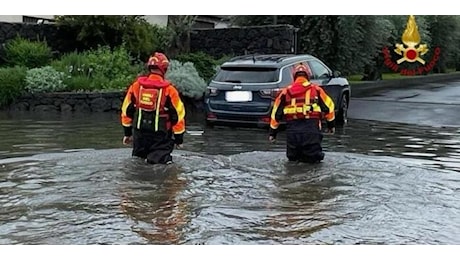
[1,111,459,244]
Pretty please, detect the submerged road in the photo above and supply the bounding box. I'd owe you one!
[349,80,460,127]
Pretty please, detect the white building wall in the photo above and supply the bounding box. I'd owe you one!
[143,15,169,27]
[0,15,55,23]
[215,22,229,29]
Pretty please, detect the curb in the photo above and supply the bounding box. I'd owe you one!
[350,72,460,97]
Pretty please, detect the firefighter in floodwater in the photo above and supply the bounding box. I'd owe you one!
[268,63,336,163]
[121,52,186,164]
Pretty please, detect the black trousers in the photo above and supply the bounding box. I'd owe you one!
[132,130,174,164]
[285,119,325,163]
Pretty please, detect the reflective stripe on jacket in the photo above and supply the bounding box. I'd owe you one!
[270,77,335,130]
[121,74,185,135]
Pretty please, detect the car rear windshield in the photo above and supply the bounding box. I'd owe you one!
[213,67,279,83]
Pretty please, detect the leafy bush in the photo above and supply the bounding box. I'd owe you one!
[166,60,207,99]
[51,45,143,91]
[4,37,52,68]
[175,52,219,82]
[63,75,95,92]
[55,15,173,60]
[0,67,27,108]
[51,51,91,77]
[25,66,66,93]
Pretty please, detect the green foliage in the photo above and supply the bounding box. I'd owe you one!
[25,66,66,93]
[175,52,220,82]
[4,37,52,68]
[51,45,143,91]
[230,15,303,27]
[167,15,197,56]
[55,15,173,59]
[63,75,95,92]
[51,51,91,77]
[229,15,460,76]
[166,60,207,99]
[0,67,27,107]
[425,15,460,73]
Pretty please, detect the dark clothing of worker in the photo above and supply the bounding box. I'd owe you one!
[121,52,185,164]
[269,63,335,163]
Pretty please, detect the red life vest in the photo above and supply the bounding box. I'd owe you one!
[134,76,171,132]
[283,82,322,121]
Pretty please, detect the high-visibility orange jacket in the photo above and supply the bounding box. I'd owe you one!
[269,76,335,131]
[121,74,185,136]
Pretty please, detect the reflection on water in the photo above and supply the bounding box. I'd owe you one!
[2,111,460,172]
[1,111,460,244]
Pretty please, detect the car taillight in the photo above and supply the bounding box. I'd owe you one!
[206,87,219,96]
[260,88,280,98]
[260,116,271,123]
[207,112,217,119]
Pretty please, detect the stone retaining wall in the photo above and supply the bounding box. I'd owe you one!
[8,92,203,114]
[190,25,298,57]
[0,22,298,59]
[9,92,125,113]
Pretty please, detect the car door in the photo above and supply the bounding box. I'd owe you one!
[307,59,332,86]
[307,59,341,107]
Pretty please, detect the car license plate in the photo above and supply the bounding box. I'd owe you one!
[225,91,253,102]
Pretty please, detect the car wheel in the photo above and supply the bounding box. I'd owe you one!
[336,94,348,126]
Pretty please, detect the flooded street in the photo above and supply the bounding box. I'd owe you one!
[1,111,460,244]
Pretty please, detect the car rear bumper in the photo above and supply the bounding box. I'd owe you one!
[205,111,272,127]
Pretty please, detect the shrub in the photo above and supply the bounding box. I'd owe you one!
[51,51,92,77]
[4,37,52,68]
[175,52,219,82]
[51,45,144,91]
[55,15,174,60]
[166,60,207,99]
[63,75,95,92]
[0,67,27,108]
[85,45,132,78]
[25,66,66,94]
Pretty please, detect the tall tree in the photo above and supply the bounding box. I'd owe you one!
[55,15,172,60]
[425,15,460,73]
[166,15,197,58]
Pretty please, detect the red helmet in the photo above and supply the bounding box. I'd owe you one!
[292,63,311,80]
[147,52,170,75]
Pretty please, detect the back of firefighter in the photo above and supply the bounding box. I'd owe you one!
[120,52,186,164]
[269,63,335,163]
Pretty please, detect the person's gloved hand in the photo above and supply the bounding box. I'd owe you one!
[174,133,183,149]
[269,135,276,143]
[122,136,133,145]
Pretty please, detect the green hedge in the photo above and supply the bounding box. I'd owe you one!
[0,67,27,108]
[4,37,52,69]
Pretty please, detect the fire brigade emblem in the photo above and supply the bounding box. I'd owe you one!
[394,15,429,65]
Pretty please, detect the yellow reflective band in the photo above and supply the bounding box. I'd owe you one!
[283,107,295,114]
[283,106,309,114]
[311,103,321,112]
[305,88,311,104]
[154,88,163,131]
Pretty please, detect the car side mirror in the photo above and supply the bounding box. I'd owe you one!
[333,71,341,78]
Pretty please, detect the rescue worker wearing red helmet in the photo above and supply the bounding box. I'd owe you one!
[121,52,186,164]
[269,62,335,163]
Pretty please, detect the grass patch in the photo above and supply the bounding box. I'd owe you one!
[348,70,460,84]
